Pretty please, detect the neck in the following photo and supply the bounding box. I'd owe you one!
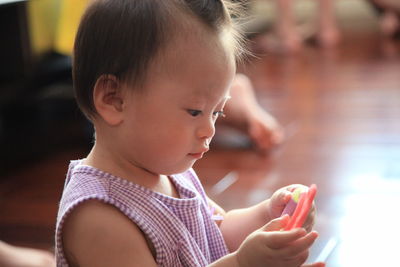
[85,143,179,198]
[84,140,161,187]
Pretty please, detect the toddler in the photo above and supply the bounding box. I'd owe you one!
[55,0,324,266]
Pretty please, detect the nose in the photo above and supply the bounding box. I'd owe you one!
[196,116,216,141]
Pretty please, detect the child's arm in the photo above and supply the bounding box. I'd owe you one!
[210,216,324,267]
[209,197,274,251]
[62,200,158,267]
[209,184,316,252]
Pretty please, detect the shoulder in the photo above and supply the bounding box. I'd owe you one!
[62,199,157,267]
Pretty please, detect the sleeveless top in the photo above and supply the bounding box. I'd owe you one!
[55,160,228,266]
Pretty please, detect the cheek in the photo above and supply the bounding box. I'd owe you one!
[124,107,193,151]
[133,121,186,151]
[152,127,191,150]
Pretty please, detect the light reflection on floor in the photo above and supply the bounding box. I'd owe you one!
[323,175,400,266]
[336,193,400,266]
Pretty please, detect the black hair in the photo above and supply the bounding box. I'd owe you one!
[73,0,244,119]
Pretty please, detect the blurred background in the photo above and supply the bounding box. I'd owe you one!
[0,0,399,266]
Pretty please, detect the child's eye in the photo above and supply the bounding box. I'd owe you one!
[187,109,202,117]
[213,111,226,118]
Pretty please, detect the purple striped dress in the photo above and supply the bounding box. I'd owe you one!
[55,160,228,266]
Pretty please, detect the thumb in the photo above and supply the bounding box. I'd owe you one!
[259,215,290,232]
[269,189,293,219]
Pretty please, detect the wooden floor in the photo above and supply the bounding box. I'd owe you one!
[1,4,400,266]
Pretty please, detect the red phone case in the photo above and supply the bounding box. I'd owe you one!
[284,184,317,231]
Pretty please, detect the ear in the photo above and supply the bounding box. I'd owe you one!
[93,74,125,126]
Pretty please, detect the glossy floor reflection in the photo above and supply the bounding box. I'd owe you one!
[194,33,400,267]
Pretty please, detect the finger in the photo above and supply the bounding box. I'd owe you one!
[274,189,292,207]
[260,215,290,232]
[262,228,308,249]
[280,231,319,257]
[273,188,293,210]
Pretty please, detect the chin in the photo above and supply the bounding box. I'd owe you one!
[160,163,194,176]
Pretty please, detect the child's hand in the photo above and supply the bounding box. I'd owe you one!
[268,185,316,232]
[235,216,324,267]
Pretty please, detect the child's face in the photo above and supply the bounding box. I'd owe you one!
[119,33,236,176]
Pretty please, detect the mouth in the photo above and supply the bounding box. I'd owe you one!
[188,147,209,159]
[188,152,205,159]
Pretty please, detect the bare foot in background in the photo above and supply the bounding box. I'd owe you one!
[221,73,284,153]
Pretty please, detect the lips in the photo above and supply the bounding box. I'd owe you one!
[188,152,204,159]
[189,148,209,159]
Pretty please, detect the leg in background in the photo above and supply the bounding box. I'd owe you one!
[220,74,284,153]
[276,0,303,52]
[316,0,341,47]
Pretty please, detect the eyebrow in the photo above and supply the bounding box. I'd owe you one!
[219,95,231,104]
[217,95,231,106]
[186,94,231,105]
